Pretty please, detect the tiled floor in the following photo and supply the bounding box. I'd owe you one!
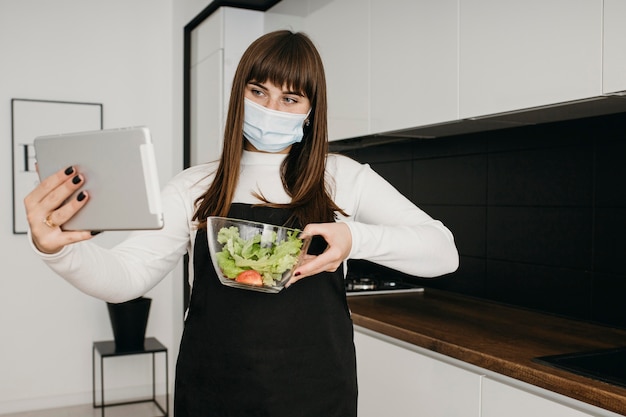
[0,397,169,417]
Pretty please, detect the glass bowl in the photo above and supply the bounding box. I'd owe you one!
[206,216,311,293]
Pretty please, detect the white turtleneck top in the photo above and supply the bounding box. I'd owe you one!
[31,150,458,302]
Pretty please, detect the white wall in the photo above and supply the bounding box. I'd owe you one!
[0,0,186,413]
[0,0,267,413]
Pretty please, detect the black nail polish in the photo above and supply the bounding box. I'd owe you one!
[72,175,81,184]
[64,166,74,175]
[77,191,86,202]
[90,231,102,236]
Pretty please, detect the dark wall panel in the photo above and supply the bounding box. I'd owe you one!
[412,155,487,205]
[487,146,593,206]
[334,112,626,329]
[486,206,592,269]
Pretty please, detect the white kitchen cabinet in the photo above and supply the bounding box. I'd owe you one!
[481,377,599,417]
[370,0,458,134]
[603,0,626,94]
[189,7,263,165]
[190,49,223,166]
[266,0,457,141]
[354,328,482,417]
[265,0,619,142]
[305,0,370,141]
[266,0,371,141]
[190,10,222,166]
[355,326,622,417]
[459,0,602,119]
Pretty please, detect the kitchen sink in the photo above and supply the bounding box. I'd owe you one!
[534,347,626,389]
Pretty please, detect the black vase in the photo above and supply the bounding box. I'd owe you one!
[106,297,151,351]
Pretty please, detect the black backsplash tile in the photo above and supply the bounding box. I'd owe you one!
[592,273,626,328]
[595,139,626,207]
[487,145,593,206]
[423,205,486,258]
[369,160,412,198]
[335,112,626,330]
[414,256,487,297]
[594,207,626,275]
[485,260,593,320]
[487,206,592,269]
[412,155,487,205]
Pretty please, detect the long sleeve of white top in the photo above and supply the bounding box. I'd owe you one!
[29,168,201,303]
[327,155,459,277]
[30,152,458,303]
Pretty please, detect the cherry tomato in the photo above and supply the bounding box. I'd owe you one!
[235,270,263,286]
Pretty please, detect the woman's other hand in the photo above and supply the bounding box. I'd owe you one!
[288,222,352,285]
[24,165,94,254]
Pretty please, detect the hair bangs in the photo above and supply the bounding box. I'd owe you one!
[247,36,316,99]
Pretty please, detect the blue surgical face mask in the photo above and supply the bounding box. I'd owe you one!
[242,98,310,152]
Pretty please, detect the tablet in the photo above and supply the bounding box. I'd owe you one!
[34,126,164,231]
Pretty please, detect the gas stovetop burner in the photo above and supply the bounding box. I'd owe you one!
[345,276,424,296]
[348,278,377,291]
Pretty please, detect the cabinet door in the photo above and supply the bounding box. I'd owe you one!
[603,0,626,94]
[190,49,223,165]
[190,10,224,166]
[301,0,370,141]
[191,8,223,65]
[459,0,602,118]
[354,330,481,417]
[189,7,262,165]
[370,0,458,134]
[222,7,264,117]
[481,378,597,417]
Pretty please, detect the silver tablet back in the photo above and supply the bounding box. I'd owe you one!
[34,126,164,231]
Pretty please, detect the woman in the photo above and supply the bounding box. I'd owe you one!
[25,31,458,416]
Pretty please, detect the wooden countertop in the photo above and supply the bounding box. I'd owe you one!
[347,289,626,415]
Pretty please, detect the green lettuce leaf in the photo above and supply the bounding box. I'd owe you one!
[215,226,304,286]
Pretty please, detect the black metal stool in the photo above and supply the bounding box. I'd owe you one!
[92,337,168,416]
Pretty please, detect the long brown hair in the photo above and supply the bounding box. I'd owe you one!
[193,30,346,228]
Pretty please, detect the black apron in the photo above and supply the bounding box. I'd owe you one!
[174,204,358,417]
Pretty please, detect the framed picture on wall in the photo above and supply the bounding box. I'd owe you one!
[11,98,103,234]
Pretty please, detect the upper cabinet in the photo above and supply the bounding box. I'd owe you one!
[266,0,458,141]
[301,0,370,140]
[265,0,370,140]
[189,7,263,165]
[459,0,602,119]
[265,0,621,141]
[370,0,458,134]
[603,0,626,94]
[190,10,224,166]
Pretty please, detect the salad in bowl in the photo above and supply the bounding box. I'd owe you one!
[206,217,311,293]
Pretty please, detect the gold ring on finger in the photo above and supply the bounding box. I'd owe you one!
[43,214,58,228]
